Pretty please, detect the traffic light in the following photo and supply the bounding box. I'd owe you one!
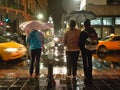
[5,15,10,23]
[5,18,10,22]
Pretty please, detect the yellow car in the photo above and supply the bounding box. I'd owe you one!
[97,35,120,52]
[0,36,27,61]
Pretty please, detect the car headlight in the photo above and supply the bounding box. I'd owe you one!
[4,48,18,52]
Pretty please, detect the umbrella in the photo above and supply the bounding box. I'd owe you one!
[65,10,96,22]
[19,20,53,31]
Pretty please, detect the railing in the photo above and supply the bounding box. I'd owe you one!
[0,2,24,11]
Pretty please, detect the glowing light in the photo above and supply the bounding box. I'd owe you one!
[53,67,67,74]
[38,14,43,19]
[4,48,18,52]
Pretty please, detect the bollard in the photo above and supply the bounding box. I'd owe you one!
[47,63,56,87]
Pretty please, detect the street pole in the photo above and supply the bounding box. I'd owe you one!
[47,62,56,87]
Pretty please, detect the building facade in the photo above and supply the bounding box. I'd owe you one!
[85,0,120,38]
[62,0,120,38]
[0,0,48,33]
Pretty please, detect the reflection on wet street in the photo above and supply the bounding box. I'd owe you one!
[93,52,120,69]
[42,47,120,74]
[0,46,120,75]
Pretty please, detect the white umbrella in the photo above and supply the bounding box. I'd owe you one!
[19,20,53,31]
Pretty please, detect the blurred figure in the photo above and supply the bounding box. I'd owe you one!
[63,20,81,78]
[26,30,44,78]
[21,33,26,45]
[79,19,97,81]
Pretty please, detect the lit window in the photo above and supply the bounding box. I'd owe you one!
[91,18,102,25]
[115,17,120,25]
[103,17,112,25]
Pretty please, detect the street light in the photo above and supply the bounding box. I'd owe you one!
[37,14,43,20]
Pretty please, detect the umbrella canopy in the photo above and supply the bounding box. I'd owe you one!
[65,10,96,22]
[19,20,53,31]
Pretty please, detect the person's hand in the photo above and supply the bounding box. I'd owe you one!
[25,30,30,37]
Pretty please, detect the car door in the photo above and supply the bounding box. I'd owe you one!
[111,36,120,50]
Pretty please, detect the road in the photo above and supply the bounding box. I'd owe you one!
[0,46,120,78]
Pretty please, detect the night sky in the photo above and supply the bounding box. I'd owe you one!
[47,0,63,35]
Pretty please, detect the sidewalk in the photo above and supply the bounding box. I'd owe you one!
[0,68,120,90]
[1,69,120,79]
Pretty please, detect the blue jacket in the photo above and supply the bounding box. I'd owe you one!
[26,30,44,50]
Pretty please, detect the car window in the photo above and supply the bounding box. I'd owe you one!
[0,36,9,43]
[113,36,120,41]
[101,36,112,41]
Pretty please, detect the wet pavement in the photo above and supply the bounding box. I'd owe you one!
[0,46,120,90]
[1,76,120,90]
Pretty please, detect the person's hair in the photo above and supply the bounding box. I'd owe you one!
[69,20,76,30]
[84,19,90,26]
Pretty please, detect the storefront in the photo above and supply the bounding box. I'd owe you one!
[91,17,120,39]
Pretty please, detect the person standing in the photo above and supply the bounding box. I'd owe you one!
[26,30,44,78]
[79,19,97,81]
[63,20,80,78]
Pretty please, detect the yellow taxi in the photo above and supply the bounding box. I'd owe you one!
[97,34,120,52]
[0,36,27,61]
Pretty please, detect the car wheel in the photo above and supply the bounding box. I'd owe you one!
[96,51,107,58]
[98,46,107,53]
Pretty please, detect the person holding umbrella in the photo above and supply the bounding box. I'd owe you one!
[26,30,44,78]
[79,19,98,82]
[19,20,52,78]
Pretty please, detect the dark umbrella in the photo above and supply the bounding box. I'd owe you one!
[65,10,96,22]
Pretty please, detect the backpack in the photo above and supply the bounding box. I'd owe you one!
[85,30,98,51]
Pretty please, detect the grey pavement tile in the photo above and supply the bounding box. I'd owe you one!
[12,78,28,87]
[0,78,120,90]
[92,79,106,86]
[9,87,21,90]
[102,79,118,85]
[115,79,120,84]
[21,86,35,90]
[0,80,16,87]
[83,86,98,90]
[109,85,120,90]
[0,87,8,90]
[25,79,39,86]
[97,85,113,90]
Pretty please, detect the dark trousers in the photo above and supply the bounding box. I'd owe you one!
[81,49,93,79]
[30,48,41,75]
[66,51,79,76]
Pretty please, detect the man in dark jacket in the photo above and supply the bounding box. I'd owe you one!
[79,19,97,81]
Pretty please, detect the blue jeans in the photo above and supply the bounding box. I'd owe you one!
[30,48,41,75]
